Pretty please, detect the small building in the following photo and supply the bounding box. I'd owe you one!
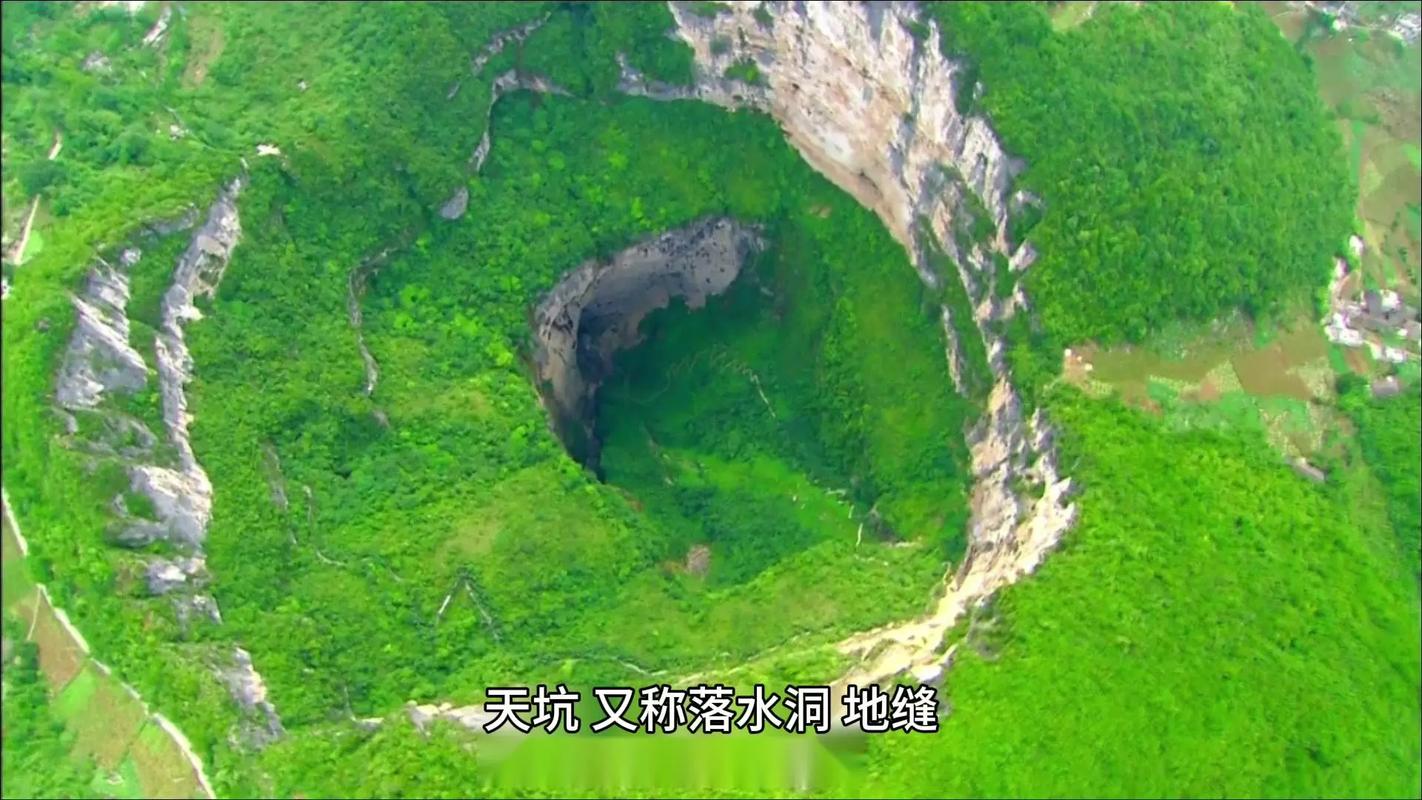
[1325,312,1364,346]
[1371,376,1402,399]
[1381,346,1409,364]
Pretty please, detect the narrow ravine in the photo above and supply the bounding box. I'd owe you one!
[346,250,389,398]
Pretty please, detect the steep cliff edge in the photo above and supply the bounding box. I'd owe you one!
[532,218,762,465]
[48,176,284,745]
[623,0,1078,687]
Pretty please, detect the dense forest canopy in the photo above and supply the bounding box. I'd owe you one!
[926,2,1355,347]
[1,2,1417,798]
[868,388,1421,797]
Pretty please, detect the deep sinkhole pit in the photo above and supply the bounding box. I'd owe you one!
[531,217,763,471]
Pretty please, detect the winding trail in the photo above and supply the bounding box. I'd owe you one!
[4,130,62,266]
[346,252,387,397]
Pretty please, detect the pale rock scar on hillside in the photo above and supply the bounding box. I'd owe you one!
[49,176,287,746]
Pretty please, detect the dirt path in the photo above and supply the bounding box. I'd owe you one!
[4,130,62,266]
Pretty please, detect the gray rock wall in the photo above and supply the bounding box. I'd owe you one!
[628,1,1078,686]
[532,217,762,459]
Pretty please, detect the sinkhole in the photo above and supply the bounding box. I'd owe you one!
[530,214,975,587]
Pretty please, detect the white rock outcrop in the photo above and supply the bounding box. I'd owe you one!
[145,177,244,549]
[217,647,285,747]
[50,177,284,743]
[56,250,150,410]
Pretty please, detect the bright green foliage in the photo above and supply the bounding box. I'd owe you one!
[869,390,1422,797]
[0,0,958,738]
[1,622,99,799]
[1,2,1414,797]
[521,2,693,96]
[924,2,1354,345]
[1338,374,1422,578]
[592,208,974,591]
[723,58,763,85]
[188,91,969,724]
[260,719,484,799]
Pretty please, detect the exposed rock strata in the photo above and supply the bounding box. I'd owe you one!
[50,203,231,560]
[628,1,1078,688]
[470,14,550,76]
[50,177,285,742]
[56,250,149,410]
[144,555,208,596]
[217,647,286,747]
[532,217,762,462]
[143,177,245,549]
[438,186,470,220]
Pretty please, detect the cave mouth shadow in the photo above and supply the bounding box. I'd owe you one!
[531,217,763,475]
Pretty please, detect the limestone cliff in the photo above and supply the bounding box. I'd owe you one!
[532,217,762,462]
[50,177,285,744]
[624,0,1079,687]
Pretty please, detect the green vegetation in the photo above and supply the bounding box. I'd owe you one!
[869,389,1422,797]
[723,58,763,85]
[1,622,99,799]
[2,2,1416,797]
[925,3,1354,348]
[5,3,969,780]
[1338,373,1422,578]
[192,88,970,725]
[521,2,693,95]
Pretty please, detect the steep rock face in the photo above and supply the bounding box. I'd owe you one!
[52,212,228,553]
[55,250,149,410]
[627,1,1077,686]
[217,647,286,747]
[50,177,285,742]
[532,217,762,460]
[148,177,244,550]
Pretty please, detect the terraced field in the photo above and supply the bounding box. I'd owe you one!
[2,504,208,799]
